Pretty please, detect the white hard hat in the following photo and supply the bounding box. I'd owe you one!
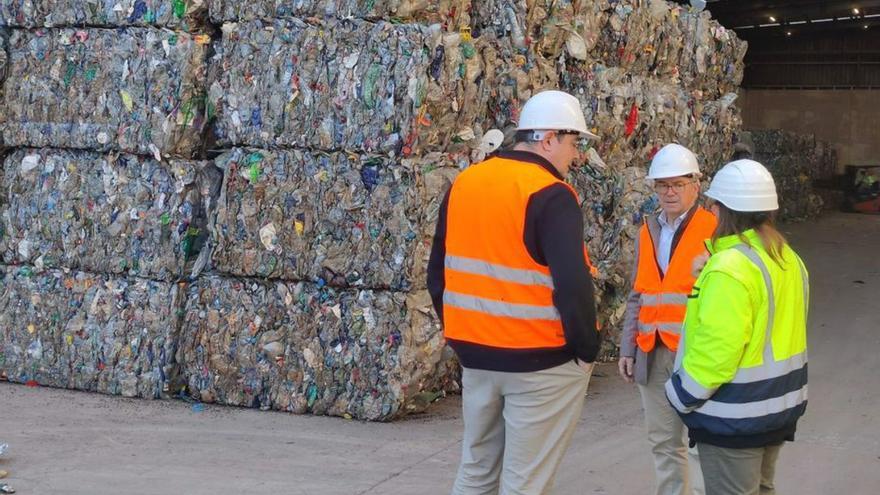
[647,144,701,180]
[706,159,779,212]
[516,90,598,139]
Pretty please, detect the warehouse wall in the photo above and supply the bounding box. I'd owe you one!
[740,90,880,170]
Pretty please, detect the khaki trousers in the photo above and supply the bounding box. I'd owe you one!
[697,443,782,495]
[452,361,591,495]
[637,346,705,495]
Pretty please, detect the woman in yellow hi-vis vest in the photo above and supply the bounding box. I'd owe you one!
[666,160,809,495]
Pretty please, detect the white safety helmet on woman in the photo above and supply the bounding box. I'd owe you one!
[706,159,779,212]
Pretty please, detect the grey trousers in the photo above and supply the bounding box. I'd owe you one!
[637,346,705,495]
[697,443,782,495]
[452,361,591,495]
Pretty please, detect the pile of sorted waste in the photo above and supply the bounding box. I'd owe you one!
[0,0,752,419]
[737,129,837,220]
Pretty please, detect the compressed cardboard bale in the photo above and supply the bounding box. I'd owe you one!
[0,0,207,29]
[0,148,221,281]
[209,0,472,25]
[1,27,209,158]
[179,275,452,421]
[0,266,182,398]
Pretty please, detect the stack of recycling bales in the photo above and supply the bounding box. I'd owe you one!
[737,129,837,220]
[468,0,746,344]
[0,5,212,399]
[0,0,748,420]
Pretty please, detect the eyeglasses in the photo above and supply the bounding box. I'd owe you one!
[556,131,593,152]
[653,180,695,194]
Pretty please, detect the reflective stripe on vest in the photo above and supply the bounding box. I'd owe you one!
[640,293,690,306]
[634,208,717,353]
[443,291,561,321]
[442,157,594,349]
[445,255,555,289]
[668,244,809,427]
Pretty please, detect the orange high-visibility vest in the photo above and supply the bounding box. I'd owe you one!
[443,156,596,349]
[633,207,717,353]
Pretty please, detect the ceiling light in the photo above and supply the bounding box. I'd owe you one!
[854,8,861,15]
[786,31,792,36]
[769,16,777,22]
[865,24,870,29]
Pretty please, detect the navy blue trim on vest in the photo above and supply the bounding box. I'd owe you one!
[689,422,797,449]
[681,401,808,437]
[669,372,707,409]
[711,365,808,404]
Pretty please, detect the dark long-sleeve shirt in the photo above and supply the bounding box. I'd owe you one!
[427,150,600,372]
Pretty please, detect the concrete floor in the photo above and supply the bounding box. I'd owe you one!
[1,212,878,494]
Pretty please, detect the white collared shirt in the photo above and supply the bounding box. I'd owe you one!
[656,211,689,274]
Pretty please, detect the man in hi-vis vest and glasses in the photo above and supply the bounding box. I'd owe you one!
[428,90,601,494]
[619,144,716,495]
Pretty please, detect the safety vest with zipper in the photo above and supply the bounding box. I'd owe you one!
[665,229,809,441]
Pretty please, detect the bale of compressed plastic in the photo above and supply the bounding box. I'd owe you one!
[209,0,472,24]
[209,148,417,288]
[1,27,208,158]
[209,18,430,154]
[208,148,467,290]
[0,27,6,148]
[561,64,740,177]
[471,0,591,58]
[0,148,221,281]
[178,275,453,421]
[472,0,746,98]
[208,17,557,156]
[0,266,182,398]
[0,0,207,29]
[741,129,835,220]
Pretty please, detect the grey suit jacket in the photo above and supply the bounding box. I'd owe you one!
[620,215,662,385]
[619,205,700,385]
